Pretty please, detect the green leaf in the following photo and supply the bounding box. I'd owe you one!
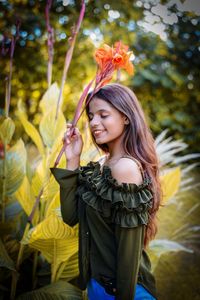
[39,109,66,149]
[0,117,15,145]
[17,100,45,156]
[15,176,39,226]
[16,280,82,300]
[0,139,27,197]
[39,82,61,114]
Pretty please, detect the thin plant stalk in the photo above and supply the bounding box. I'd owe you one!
[10,222,30,299]
[55,261,67,281]
[5,21,20,118]
[11,187,43,299]
[5,38,14,118]
[55,0,86,120]
[54,78,94,168]
[51,240,57,283]
[1,144,7,222]
[32,250,39,289]
[10,271,19,300]
[45,0,54,88]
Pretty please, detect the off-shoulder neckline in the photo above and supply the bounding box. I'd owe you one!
[79,161,151,191]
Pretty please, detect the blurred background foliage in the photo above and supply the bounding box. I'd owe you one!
[0,0,200,153]
[0,0,200,299]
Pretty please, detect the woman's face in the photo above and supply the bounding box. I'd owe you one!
[88,97,127,145]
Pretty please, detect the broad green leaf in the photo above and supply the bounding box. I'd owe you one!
[39,109,66,149]
[47,133,66,168]
[31,156,50,200]
[15,176,39,226]
[0,117,15,144]
[22,212,79,276]
[17,100,45,156]
[16,280,82,300]
[59,252,79,281]
[0,238,16,271]
[39,82,60,114]
[0,139,26,196]
[160,167,181,204]
[45,191,60,218]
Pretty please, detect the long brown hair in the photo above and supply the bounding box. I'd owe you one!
[86,83,162,247]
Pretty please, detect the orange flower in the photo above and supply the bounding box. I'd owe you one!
[94,41,134,76]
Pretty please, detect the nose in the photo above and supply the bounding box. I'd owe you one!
[89,115,100,128]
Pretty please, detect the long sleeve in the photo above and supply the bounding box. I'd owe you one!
[115,225,144,300]
[50,167,79,226]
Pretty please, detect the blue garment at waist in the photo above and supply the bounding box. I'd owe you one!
[87,278,156,300]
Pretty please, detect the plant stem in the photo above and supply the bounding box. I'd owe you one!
[5,39,14,118]
[32,250,39,289]
[55,261,66,281]
[1,144,7,223]
[10,271,19,300]
[16,223,30,270]
[10,222,31,300]
[51,239,57,282]
[55,1,85,121]
[45,0,54,88]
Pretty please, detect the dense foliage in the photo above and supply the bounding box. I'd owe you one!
[0,0,200,152]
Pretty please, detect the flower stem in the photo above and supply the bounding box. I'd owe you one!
[55,1,85,121]
[45,0,54,88]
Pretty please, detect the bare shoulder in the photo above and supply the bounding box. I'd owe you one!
[111,157,143,185]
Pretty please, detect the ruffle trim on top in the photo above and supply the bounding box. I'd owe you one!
[76,161,153,228]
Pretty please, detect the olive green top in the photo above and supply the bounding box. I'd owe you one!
[50,161,157,300]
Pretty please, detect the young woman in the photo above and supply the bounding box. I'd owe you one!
[51,83,161,300]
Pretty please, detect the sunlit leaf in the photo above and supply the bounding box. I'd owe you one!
[39,82,60,114]
[45,191,60,218]
[22,212,79,280]
[59,252,79,282]
[0,139,26,196]
[15,176,39,226]
[16,280,82,300]
[39,109,66,149]
[0,117,15,145]
[160,167,181,203]
[17,100,45,156]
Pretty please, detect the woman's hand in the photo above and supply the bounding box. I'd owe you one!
[63,123,83,163]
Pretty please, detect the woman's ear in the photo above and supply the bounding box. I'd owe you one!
[124,117,129,125]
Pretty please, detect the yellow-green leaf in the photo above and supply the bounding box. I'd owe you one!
[39,109,66,149]
[15,176,39,226]
[160,167,181,204]
[22,212,78,263]
[39,82,60,114]
[0,117,15,144]
[59,252,79,281]
[0,139,26,196]
[17,100,45,156]
[45,191,60,218]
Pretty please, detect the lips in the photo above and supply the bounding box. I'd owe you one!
[92,129,105,137]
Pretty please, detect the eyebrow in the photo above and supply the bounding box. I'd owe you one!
[88,109,109,115]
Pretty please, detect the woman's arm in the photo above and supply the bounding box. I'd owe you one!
[111,158,146,299]
[115,225,144,300]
